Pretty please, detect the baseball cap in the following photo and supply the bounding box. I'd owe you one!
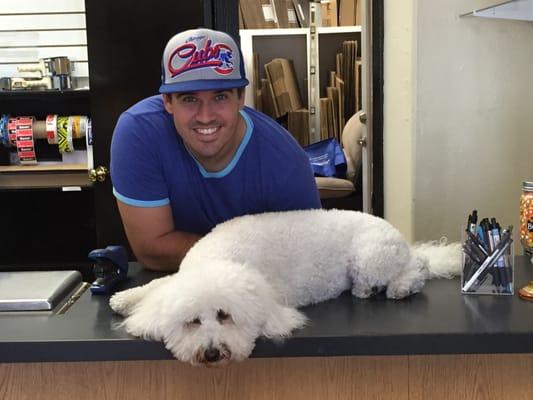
[159,28,249,93]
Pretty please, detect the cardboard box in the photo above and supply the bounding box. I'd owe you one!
[292,0,309,27]
[288,108,310,146]
[273,0,289,28]
[261,78,281,119]
[287,0,300,27]
[335,76,345,134]
[240,0,277,28]
[326,86,339,141]
[339,0,356,26]
[355,59,362,112]
[321,0,338,27]
[342,40,358,119]
[264,58,303,117]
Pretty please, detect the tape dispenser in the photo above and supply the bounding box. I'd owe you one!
[88,245,128,294]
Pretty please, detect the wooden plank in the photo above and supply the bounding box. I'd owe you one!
[0,356,409,400]
[409,354,533,400]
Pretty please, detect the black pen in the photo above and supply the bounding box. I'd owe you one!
[465,230,489,257]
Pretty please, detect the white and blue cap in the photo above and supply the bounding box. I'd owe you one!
[159,28,249,93]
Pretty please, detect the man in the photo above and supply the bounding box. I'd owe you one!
[110,28,320,271]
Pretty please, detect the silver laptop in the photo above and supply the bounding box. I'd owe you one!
[0,270,83,311]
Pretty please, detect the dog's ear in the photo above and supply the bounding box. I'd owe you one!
[262,304,307,339]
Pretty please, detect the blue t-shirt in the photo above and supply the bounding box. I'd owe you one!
[110,95,321,235]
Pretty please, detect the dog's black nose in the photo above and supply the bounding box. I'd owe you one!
[204,347,221,362]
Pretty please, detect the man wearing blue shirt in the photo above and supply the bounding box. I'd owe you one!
[111,28,320,271]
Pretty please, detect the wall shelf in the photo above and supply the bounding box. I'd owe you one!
[0,169,92,190]
[461,0,533,21]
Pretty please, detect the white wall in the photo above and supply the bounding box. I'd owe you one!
[383,0,416,243]
[385,0,533,252]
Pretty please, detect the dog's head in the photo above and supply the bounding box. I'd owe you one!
[127,260,306,367]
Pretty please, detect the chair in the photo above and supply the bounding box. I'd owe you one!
[314,110,364,199]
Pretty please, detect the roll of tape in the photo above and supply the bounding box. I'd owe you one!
[66,116,75,152]
[0,114,9,146]
[7,117,17,146]
[15,116,37,164]
[57,116,73,153]
[87,118,93,146]
[46,114,58,144]
[70,115,88,139]
[33,120,47,139]
[86,118,93,170]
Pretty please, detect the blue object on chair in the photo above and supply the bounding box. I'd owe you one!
[303,137,347,178]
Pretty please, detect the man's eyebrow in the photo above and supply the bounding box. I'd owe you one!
[175,92,196,99]
[175,90,231,99]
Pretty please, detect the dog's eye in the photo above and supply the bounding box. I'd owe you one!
[217,310,230,322]
[186,317,201,326]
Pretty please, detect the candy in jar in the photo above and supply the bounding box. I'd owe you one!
[520,181,533,252]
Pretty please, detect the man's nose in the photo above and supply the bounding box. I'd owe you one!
[196,101,216,124]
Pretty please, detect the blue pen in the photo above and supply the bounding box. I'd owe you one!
[476,225,487,251]
[491,219,505,268]
[494,221,513,293]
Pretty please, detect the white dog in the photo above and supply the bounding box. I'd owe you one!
[110,209,461,366]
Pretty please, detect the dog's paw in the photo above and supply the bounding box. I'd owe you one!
[351,285,375,299]
[385,285,413,299]
[385,279,425,299]
[109,289,137,316]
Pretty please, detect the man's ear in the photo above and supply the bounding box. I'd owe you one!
[237,87,245,108]
[262,304,307,339]
[161,93,174,114]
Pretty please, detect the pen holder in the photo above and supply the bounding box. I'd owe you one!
[461,230,514,295]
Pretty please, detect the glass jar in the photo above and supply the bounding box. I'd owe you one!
[520,181,533,254]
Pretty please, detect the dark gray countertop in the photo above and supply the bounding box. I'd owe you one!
[2,257,533,363]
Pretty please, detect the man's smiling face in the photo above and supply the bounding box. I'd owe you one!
[163,89,245,172]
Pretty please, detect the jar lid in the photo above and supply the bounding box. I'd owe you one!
[523,181,533,191]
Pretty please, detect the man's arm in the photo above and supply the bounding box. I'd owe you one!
[116,200,202,271]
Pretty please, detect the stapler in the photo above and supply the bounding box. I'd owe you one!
[88,245,128,294]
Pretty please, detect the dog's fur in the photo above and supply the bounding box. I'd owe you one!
[110,209,461,366]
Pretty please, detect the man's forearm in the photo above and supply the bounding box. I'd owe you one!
[135,230,202,272]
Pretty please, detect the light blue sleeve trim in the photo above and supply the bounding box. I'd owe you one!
[113,187,170,207]
[197,109,254,178]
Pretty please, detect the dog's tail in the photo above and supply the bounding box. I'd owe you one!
[411,238,462,279]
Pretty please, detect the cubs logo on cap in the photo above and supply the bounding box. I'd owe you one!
[159,28,249,93]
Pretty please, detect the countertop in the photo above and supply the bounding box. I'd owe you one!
[2,257,533,363]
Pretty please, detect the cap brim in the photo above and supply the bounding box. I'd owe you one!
[159,78,249,94]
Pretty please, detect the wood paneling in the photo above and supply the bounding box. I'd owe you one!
[409,354,533,400]
[2,354,533,399]
[0,356,408,400]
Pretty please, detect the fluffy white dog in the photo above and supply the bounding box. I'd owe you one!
[110,209,461,366]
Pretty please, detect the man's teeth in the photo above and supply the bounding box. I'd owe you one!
[196,127,218,135]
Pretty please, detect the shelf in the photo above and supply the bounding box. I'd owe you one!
[239,27,308,36]
[0,166,92,190]
[0,163,87,173]
[240,26,361,37]
[0,89,90,101]
[461,0,533,21]
[317,26,362,34]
